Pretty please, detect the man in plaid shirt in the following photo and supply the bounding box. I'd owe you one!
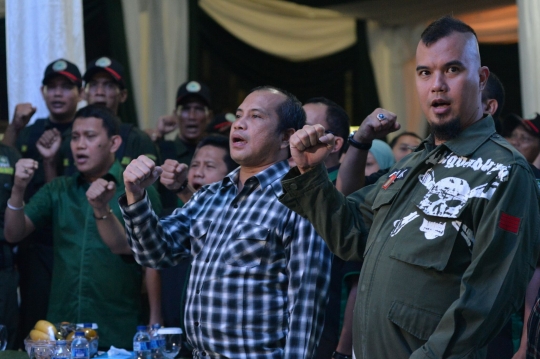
[120,86,332,359]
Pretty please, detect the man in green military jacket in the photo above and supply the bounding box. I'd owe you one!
[279,16,540,359]
[5,105,162,349]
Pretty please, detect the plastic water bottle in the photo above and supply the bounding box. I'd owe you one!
[71,332,89,359]
[133,325,151,359]
[149,324,163,359]
[52,340,70,359]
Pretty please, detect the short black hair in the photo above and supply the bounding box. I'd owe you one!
[421,15,477,46]
[389,132,423,148]
[73,105,121,137]
[482,72,505,120]
[304,97,350,155]
[249,86,306,133]
[196,135,238,172]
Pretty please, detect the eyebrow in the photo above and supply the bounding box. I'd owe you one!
[236,107,269,116]
[416,60,465,72]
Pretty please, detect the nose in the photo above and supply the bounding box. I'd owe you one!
[431,72,448,93]
[194,166,204,178]
[233,115,245,130]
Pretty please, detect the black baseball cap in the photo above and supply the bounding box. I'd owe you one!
[207,113,235,134]
[42,59,82,87]
[83,57,126,89]
[505,113,540,138]
[176,81,211,107]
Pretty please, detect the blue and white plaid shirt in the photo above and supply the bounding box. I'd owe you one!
[120,160,332,359]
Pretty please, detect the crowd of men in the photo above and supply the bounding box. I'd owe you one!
[1,15,540,359]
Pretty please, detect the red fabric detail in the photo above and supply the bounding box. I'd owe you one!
[524,120,540,134]
[104,68,122,81]
[58,71,80,84]
[498,212,521,234]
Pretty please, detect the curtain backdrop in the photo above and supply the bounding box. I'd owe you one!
[6,0,86,123]
[190,3,379,125]
[517,0,540,118]
[366,21,426,138]
[121,0,189,130]
[199,0,356,62]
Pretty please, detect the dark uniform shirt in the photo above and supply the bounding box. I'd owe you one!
[280,117,540,359]
[25,161,162,349]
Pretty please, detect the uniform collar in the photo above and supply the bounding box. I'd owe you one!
[76,160,123,186]
[416,115,496,157]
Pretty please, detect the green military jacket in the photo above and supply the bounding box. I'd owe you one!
[0,144,20,266]
[25,161,162,349]
[280,117,540,359]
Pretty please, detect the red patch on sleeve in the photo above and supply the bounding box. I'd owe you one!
[498,212,521,234]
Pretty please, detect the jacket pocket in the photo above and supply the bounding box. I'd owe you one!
[223,222,270,268]
[387,300,442,341]
[364,187,400,257]
[189,219,212,257]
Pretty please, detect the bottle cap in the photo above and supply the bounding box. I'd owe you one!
[136,325,148,331]
[151,324,160,329]
[83,323,93,328]
[57,340,67,345]
[75,331,85,337]
[157,328,183,335]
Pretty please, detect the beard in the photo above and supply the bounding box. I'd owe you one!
[429,116,462,142]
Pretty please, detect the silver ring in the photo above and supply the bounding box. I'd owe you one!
[377,113,386,121]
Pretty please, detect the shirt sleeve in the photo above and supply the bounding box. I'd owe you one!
[411,163,540,359]
[283,210,332,359]
[24,182,53,230]
[119,189,195,269]
[279,164,371,262]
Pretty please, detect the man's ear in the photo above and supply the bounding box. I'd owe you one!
[479,66,490,91]
[40,86,46,100]
[119,89,128,104]
[484,99,499,117]
[110,134,122,154]
[280,128,296,150]
[330,136,344,154]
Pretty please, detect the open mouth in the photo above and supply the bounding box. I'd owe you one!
[431,99,450,108]
[74,154,89,164]
[50,101,66,109]
[192,182,203,191]
[231,134,246,144]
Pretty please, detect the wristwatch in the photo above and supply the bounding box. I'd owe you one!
[332,351,352,359]
[348,131,372,150]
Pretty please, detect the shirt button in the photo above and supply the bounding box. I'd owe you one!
[290,183,297,190]
[195,322,199,327]
[196,290,200,294]
[233,204,238,208]
[205,259,209,263]
[201,351,207,357]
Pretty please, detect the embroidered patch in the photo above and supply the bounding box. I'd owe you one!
[498,212,521,234]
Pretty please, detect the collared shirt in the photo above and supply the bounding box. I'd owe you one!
[280,117,540,359]
[25,161,163,349]
[120,160,332,359]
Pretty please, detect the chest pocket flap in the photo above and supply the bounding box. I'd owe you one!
[224,222,270,267]
[189,219,212,257]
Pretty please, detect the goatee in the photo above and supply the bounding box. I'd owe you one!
[429,116,462,142]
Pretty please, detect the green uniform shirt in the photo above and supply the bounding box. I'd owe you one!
[0,144,20,262]
[25,161,162,349]
[280,117,540,359]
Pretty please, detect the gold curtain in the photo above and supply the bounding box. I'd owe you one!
[198,0,356,62]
